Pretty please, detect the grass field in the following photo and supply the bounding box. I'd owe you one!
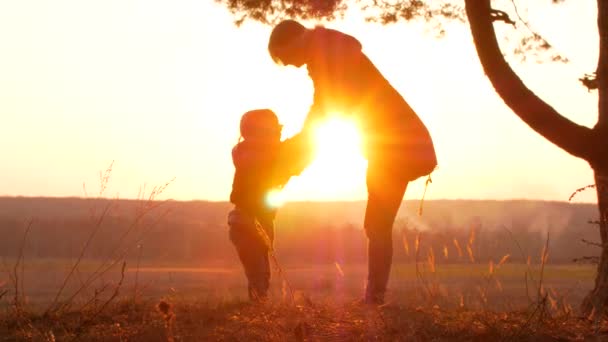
[0,260,596,307]
[0,259,603,341]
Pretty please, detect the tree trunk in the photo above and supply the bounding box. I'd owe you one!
[464,0,608,314]
[597,0,607,132]
[581,0,608,315]
[592,0,608,172]
[582,173,608,315]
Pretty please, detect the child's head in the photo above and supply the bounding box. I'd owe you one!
[239,109,282,142]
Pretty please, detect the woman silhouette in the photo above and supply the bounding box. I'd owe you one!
[268,20,437,304]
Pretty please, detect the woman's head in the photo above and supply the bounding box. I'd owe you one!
[268,20,309,67]
[239,109,282,142]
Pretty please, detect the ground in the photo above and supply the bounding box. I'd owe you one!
[0,261,605,341]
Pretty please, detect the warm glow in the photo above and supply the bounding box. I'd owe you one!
[279,115,368,200]
[0,0,599,202]
[312,115,364,164]
[266,189,286,208]
[305,116,368,198]
[262,115,369,202]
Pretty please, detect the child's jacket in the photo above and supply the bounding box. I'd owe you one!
[230,133,311,222]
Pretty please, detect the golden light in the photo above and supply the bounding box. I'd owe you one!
[299,115,368,198]
[266,189,286,208]
[312,116,364,162]
[272,114,368,201]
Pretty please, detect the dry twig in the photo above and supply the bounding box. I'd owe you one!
[13,219,34,310]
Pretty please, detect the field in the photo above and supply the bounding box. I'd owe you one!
[0,259,603,341]
[0,198,604,340]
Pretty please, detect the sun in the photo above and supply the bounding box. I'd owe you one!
[312,116,365,164]
[306,115,368,198]
[275,115,368,202]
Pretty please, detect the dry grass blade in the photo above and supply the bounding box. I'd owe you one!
[502,225,537,287]
[46,198,115,314]
[466,245,475,263]
[477,285,487,305]
[94,261,126,314]
[494,277,503,292]
[13,218,34,309]
[253,219,295,303]
[282,279,288,302]
[443,245,448,259]
[98,161,114,196]
[414,233,431,297]
[548,294,558,311]
[271,252,294,302]
[468,226,476,246]
[334,262,344,277]
[77,283,111,313]
[427,247,436,273]
[71,262,127,341]
[402,233,410,257]
[524,271,531,303]
[46,162,117,315]
[538,231,550,300]
[57,183,174,313]
[514,230,552,332]
[134,244,143,302]
[502,225,536,306]
[0,259,16,298]
[488,260,494,275]
[498,254,510,267]
[453,239,463,258]
[108,179,174,260]
[254,220,273,251]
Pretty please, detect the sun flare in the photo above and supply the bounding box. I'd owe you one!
[312,116,364,163]
[277,115,368,201]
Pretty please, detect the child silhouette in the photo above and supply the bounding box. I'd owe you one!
[228,109,310,301]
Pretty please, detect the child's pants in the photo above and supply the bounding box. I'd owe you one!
[228,209,273,301]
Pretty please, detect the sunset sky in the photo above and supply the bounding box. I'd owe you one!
[0,0,600,203]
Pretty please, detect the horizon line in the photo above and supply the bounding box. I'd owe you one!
[0,195,597,205]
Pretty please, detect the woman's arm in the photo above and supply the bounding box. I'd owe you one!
[271,133,315,186]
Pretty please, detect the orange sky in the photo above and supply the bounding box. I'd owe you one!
[0,0,600,203]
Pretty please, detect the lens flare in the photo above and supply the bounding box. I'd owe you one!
[266,189,286,208]
[277,114,368,201]
[312,115,363,161]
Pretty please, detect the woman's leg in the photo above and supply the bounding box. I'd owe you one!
[364,163,408,304]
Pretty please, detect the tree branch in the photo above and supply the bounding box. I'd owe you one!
[489,9,515,25]
[582,238,605,248]
[464,0,595,161]
[581,73,599,91]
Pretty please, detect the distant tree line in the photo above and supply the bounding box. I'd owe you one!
[0,197,599,266]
